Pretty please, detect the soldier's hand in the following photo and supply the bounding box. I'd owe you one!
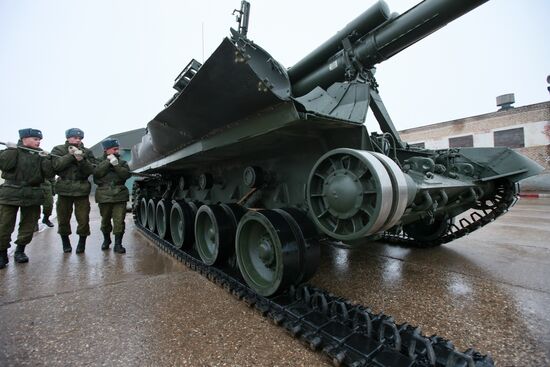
[38,150,49,157]
[74,149,84,161]
[68,146,78,155]
[107,154,116,160]
[109,157,119,166]
[5,141,17,149]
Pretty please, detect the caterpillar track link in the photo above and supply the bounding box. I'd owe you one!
[134,210,494,367]
[382,180,519,248]
[128,1,544,365]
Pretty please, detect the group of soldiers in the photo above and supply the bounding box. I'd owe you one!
[0,127,132,269]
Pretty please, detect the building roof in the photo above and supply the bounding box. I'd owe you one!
[89,128,146,156]
[399,101,550,135]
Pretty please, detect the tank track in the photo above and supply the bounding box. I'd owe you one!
[382,180,519,248]
[134,218,495,366]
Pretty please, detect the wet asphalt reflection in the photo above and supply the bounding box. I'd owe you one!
[310,198,550,365]
[0,198,549,366]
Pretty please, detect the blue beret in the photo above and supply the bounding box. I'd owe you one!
[19,128,43,139]
[65,128,84,139]
[101,138,120,150]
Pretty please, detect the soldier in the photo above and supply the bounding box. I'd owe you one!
[51,128,95,254]
[93,138,131,253]
[0,129,54,269]
[41,178,55,227]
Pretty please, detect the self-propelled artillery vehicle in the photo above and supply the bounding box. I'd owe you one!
[130,0,542,300]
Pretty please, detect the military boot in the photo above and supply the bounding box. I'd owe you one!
[61,235,72,253]
[14,245,29,263]
[101,232,111,251]
[113,234,126,254]
[76,236,86,254]
[42,216,54,227]
[0,249,8,269]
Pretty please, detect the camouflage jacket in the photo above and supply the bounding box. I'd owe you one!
[93,154,131,203]
[51,142,95,196]
[41,178,55,195]
[0,144,55,206]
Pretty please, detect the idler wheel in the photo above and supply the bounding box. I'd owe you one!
[146,198,157,232]
[155,199,172,239]
[195,204,245,266]
[138,197,148,227]
[307,148,393,241]
[170,200,196,249]
[236,210,301,297]
[370,152,409,231]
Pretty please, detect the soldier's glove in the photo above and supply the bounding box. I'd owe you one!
[5,141,17,149]
[106,154,118,166]
[74,149,84,161]
[38,150,49,157]
[68,145,78,155]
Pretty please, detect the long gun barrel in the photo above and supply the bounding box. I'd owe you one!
[290,0,488,96]
[288,0,391,83]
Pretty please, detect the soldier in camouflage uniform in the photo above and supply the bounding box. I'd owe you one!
[0,128,54,269]
[41,178,55,227]
[51,128,95,254]
[93,138,131,253]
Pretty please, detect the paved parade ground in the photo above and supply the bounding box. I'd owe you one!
[1,198,549,366]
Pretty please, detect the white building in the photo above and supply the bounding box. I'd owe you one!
[399,101,550,171]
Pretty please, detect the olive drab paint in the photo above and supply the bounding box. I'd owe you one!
[51,141,95,238]
[0,144,55,253]
[93,154,131,237]
[130,0,543,296]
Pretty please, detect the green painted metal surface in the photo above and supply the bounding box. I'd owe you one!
[130,0,543,295]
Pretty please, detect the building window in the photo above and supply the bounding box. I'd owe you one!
[449,135,473,148]
[494,127,524,148]
[409,142,425,149]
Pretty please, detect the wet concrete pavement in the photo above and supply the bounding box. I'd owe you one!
[1,198,549,366]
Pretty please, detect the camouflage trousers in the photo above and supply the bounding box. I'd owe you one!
[42,187,53,217]
[98,202,127,235]
[0,204,40,251]
[56,195,90,236]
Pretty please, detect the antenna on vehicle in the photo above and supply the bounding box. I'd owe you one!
[233,1,250,37]
[201,22,205,62]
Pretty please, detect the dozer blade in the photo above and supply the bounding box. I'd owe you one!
[147,38,290,155]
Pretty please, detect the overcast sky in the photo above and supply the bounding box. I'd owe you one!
[1,0,548,151]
